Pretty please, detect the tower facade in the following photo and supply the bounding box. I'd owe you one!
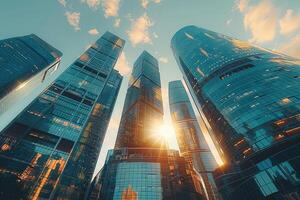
[115,51,164,149]
[0,32,124,199]
[169,80,218,200]
[0,34,62,131]
[87,51,203,200]
[171,25,300,199]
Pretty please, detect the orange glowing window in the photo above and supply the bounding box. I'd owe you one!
[1,144,10,151]
[274,120,286,126]
[234,139,245,147]
[281,98,291,104]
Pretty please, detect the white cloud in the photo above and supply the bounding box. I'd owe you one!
[236,0,249,12]
[153,32,158,38]
[88,28,99,35]
[141,0,149,9]
[115,52,131,75]
[102,0,120,18]
[57,0,67,7]
[242,0,277,43]
[65,11,80,31]
[127,13,154,46]
[159,57,168,63]
[114,18,121,27]
[226,19,232,26]
[280,9,300,35]
[81,0,100,9]
[279,36,300,58]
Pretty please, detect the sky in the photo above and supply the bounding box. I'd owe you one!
[1,0,300,175]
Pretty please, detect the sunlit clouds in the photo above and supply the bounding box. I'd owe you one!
[115,52,131,76]
[127,13,153,46]
[65,11,80,31]
[114,18,121,27]
[141,0,149,9]
[81,0,100,10]
[140,0,162,9]
[102,0,120,18]
[241,0,277,43]
[280,9,300,35]
[88,28,99,35]
[236,0,249,12]
[57,0,67,7]
[279,36,300,58]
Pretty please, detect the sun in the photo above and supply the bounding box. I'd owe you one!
[158,122,175,140]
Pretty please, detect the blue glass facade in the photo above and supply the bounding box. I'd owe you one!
[115,51,165,149]
[88,51,203,200]
[171,25,300,199]
[0,32,124,199]
[169,80,218,200]
[0,34,62,131]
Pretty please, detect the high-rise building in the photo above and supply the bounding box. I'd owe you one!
[87,51,203,200]
[171,25,300,199]
[0,34,62,132]
[0,32,124,200]
[169,80,218,200]
[115,51,165,149]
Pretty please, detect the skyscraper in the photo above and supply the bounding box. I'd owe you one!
[0,34,62,132]
[0,32,124,200]
[171,25,300,199]
[169,80,218,200]
[115,51,165,149]
[87,51,203,200]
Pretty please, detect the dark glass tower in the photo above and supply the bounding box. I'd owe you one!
[115,51,165,149]
[171,25,300,199]
[0,34,62,131]
[169,80,218,200]
[0,32,124,200]
[87,51,203,200]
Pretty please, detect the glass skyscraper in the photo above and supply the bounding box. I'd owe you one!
[115,51,165,149]
[171,25,300,199]
[0,34,62,132]
[87,51,203,200]
[169,80,218,200]
[0,32,124,200]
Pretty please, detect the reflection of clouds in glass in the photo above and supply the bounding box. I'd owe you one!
[200,48,209,58]
[185,32,194,40]
[204,32,215,40]
[230,38,251,49]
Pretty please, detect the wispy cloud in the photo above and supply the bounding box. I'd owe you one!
[279,36,300,58]
[236,0,249,12]
[127,13,154,46]
[114,18,121,27]
[115,52,131,75]
[88,28,99,35]
[238,0,277,43]
[226,19,232,26]
[141,0,149,9]
[57,0,67,7]
[280,9,300,35]
[159,57,168,63]
[102,0,120,18]
[65,11,80,31]
[153,32,158,38]
[140,0,161,9]
[81,0,100,10]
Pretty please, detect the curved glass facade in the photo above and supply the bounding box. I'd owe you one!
[0,32,124,199]
[169,80,218,200]
[171,25,300,199]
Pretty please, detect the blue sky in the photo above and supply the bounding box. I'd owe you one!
[1,0,300,174]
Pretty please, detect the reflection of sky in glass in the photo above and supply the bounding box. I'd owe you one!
[113,162,162,200]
